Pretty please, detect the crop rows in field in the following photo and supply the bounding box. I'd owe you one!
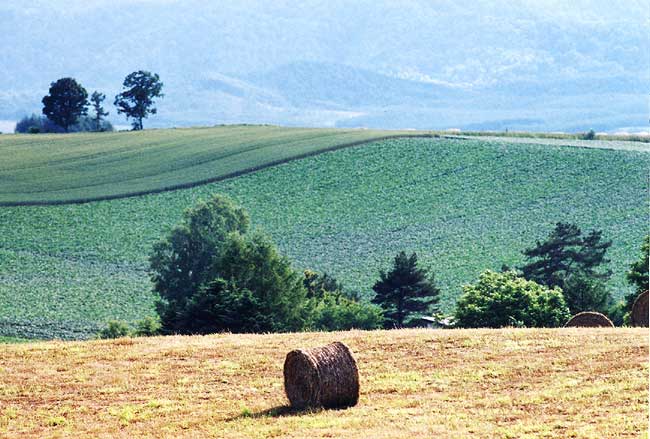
[0,137,648,339]
[0,125,428,205]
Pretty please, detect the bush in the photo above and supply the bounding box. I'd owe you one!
[455,270,570,328]
[561,273,612,315]
[308,292,384,331]
[14,113,113,134]
[134,316,162,336]
[97,320,131,339]
[582,129,596,140]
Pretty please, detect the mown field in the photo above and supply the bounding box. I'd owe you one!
[0,328,647,438]
[0,125,426,205]
[0,134,648,339]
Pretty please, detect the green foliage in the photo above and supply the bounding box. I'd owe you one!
[98,320,131,339]
[175,278,269,334]
[0,135,647,338]
[41,77,89,132]
[520,222,612,288]
[623,235,649,315]
[114,71,164,130]
[90,91,109,131]
[133,316,161,336]
[561,273,612,315]
[303,269,345,298]
[455,270,570,328]
[520,222,614,315]
[152,195,309,334]
[150,194,249,309]
[372,252,439,328]
[582,129,596,140]
[15,113,113,134]
[308,292,384,331]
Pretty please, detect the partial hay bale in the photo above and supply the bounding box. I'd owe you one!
[283,341,359,409]
[631,291,649,327]
[565,311,614,328]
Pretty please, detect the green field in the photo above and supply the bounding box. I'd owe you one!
[1,131,648,339]
[0,125,425,205]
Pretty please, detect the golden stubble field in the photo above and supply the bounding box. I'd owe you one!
[0,328,647,439]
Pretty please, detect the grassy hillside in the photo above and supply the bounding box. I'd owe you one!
[0,328,647,438]
[0,134,647,339]
[0,125,425,205]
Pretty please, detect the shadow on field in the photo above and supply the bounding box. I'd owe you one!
[226,405,320,421]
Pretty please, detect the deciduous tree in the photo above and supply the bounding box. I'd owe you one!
[42,77,89,132]
[114,70,164,130]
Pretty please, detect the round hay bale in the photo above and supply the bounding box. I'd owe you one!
[283,341,359,409]
[631,291,649,327]
[565,311,614,328]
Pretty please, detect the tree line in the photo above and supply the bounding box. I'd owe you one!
[15,71,163,134]
[99,194,648,338]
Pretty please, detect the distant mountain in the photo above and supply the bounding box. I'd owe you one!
[1,0,647,132]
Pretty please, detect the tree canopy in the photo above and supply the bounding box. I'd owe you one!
[520,222,612,288]
[150,194,382,334]
[114,70,164,130]
[90,91,109,131]
[371,251,439,328]
[455,270,570,328]
[41,77,89,131]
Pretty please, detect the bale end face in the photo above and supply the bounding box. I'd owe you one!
[565,311,614,328]
[283,341,359,409]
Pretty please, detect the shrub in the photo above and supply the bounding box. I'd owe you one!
[561,273,612,315]
[98,320,131,339]
[455,270,570,328]
[134,316,162,336]
[15,113,113,134]
[308,292,384,331]
[583,129,596,140]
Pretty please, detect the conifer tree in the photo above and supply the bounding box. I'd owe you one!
[372,251,439,328]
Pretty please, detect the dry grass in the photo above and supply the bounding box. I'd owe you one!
[0,328,647,439]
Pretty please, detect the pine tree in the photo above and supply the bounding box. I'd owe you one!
[371,251,439,328]
[520,222,612,288]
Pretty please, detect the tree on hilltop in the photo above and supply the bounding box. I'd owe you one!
[42,77,89,132]
[114,71,164,130]
[90,91,109,131]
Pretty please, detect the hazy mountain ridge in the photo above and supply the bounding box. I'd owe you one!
[1,0,647,131]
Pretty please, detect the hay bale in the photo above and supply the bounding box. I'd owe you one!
[565,311,614,328]
[283,341,359,409]
[631,291,649,327]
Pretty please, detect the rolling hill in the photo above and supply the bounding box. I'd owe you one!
[0,127,648,339]
[0,126,424,205]
[0,328,647,438]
